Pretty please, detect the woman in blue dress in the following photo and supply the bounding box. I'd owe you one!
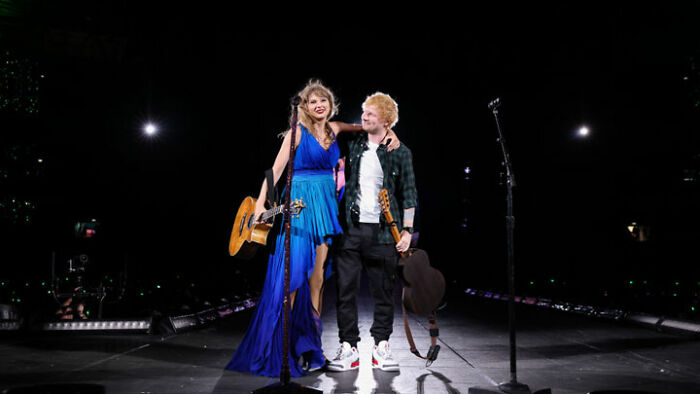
[226,80,399,377]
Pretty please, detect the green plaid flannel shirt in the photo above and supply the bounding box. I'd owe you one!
[342,132,418,244]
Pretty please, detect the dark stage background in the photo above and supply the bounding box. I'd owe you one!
[2,3,700,320]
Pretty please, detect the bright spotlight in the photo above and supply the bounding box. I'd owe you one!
[144,123,157,136]
[578,126,590,137]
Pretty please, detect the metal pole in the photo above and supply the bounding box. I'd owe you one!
[491,99,531,393]
[280,96,301,385]
[253,96,321,393]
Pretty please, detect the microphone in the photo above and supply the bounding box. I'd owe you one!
[488,98,501,110]
[291,96,302,106]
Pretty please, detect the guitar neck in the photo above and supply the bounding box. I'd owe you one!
[379,189,406,257]
[380,203,402,244]
[387,221,402,244]
[261,205,283,221]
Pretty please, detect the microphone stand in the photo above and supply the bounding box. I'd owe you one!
[470,99,549,394]
[254,97,321,394]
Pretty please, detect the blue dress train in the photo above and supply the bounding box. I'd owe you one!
[226,124,342,377]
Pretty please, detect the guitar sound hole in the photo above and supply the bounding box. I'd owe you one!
[239,213,247,236]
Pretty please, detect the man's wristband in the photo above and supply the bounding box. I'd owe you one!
[402,226,414,234]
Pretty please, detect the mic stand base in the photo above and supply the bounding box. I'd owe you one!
[253,381,322,394]
[469,381,552,394]
[498,381,532,393]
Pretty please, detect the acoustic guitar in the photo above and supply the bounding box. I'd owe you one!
[378,189,445,316]
[379,189,445,365]
[228,196,305,259]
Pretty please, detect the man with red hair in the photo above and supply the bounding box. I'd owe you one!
[327,92,417,372]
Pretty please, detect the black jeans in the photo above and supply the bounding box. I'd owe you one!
[335,223,398,347]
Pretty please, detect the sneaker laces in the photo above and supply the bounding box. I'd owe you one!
[379,343,394,360]
[334,343,349,360]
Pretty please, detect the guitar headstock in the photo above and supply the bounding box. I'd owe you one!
[378,189,393,222]
[291,198,305,218]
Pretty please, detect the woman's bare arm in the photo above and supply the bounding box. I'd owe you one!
[330,121,401,151]
[254,127,301,220]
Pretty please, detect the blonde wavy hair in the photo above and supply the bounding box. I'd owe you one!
[362,92,399,128]
[281,79,338,141]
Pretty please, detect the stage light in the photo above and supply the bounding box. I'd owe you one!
[1,321,20,330]
[37,158,43,163]
[627,314,659,326]
[578,126,590,137]
[660,318,700,334]
[144,123,157,135]
[42,320,151,331]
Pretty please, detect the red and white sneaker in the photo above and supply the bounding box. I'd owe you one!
[326,342,359,372]
[372,340,399,372]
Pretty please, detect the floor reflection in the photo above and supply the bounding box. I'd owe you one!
[324,368,402,393]
[325,369,359,393]
[6,383,106,394]
[371,369,400,394]
[417,370,461,394]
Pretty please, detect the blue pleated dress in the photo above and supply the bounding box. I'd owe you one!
[226,124,342,377]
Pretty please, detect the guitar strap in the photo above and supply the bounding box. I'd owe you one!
[265,168,278,206]
[402,289,441,367]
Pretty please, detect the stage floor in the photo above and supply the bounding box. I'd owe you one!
[2,278,700,394]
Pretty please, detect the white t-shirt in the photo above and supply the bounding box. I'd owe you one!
[358,141,384,223]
